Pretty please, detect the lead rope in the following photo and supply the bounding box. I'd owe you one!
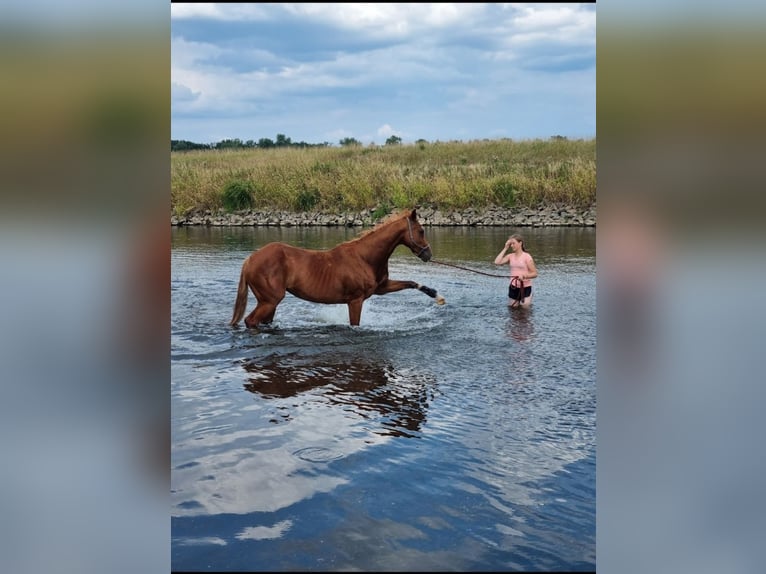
[510,275,525,305]
[429,258,509,278]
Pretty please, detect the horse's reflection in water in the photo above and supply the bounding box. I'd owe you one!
[242,353,434,438]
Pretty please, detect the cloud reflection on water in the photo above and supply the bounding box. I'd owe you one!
[172,352,436,517]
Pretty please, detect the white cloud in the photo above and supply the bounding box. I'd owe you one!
[171,36,224,69]
[171,3,271,21]
[175,536,227,546]
[511,5,596,45]
[171,4,224,20]
[376,124,398,138]
[170,3,596,143]
[235,520,293,541]
[285,3,482,33]
[172,3,486,38]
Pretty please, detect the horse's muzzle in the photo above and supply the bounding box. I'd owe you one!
[418,247,432,262]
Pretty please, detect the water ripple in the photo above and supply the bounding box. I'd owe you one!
[172,227,595,571]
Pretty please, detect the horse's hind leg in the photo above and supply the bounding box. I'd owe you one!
[242,266,286,328]
[244,283,285,328]
[244,301,279,328]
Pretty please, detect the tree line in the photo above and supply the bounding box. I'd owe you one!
[171,133,405,152]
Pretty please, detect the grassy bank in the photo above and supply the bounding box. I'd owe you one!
[171,138,595,217]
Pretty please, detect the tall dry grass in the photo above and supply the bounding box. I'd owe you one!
[171,138,596,216]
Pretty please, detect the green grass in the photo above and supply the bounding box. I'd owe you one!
[171,138,596,216]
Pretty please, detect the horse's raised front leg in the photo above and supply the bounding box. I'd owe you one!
[375,279,446,305]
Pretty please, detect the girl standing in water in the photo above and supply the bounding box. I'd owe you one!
[493,233,538,307]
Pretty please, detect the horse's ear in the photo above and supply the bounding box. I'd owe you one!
[409,208,418,221]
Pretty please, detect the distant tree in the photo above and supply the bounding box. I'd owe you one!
[415,138,428,145]
[172,134,365,151]
[171,139,211,151]
[551,135,568,141]
[275,133,292,147]
[385,135,402,146]
[215,138,245,149]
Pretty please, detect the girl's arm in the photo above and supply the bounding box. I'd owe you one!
[521,255,539,280]
[494,241,511,265]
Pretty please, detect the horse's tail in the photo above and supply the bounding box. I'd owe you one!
[229,263,249,326]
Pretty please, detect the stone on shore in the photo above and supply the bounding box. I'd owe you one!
[171,204,596,228]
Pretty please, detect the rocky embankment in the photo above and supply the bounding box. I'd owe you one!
[171,204,596,227]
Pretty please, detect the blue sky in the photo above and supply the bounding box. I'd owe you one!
[171,3,596,146]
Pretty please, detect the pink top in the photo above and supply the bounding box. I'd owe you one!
[508,252,534,288]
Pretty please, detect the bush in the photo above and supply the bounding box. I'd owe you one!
[492,178,516,207]
[221,179,255,211]
[371,204,390,221]
[295,188,320,211]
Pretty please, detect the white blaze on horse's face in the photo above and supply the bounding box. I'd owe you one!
[407,212,432,261]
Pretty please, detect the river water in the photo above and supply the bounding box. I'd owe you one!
[171,225,596,571]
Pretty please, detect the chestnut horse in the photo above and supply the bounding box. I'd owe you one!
[230,209,446,328]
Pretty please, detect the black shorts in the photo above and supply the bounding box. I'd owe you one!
[509,284,532,300]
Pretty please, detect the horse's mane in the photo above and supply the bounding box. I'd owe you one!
[347,209,412,243]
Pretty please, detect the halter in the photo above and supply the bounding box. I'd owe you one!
[406,217,431,257]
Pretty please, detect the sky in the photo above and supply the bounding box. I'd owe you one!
[171,3,596,146]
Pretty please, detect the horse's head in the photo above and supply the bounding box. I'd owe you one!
[403,209,432,262]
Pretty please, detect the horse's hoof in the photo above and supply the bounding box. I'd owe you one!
[436,296,446,305]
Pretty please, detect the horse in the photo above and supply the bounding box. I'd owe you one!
[230,208,446,328]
